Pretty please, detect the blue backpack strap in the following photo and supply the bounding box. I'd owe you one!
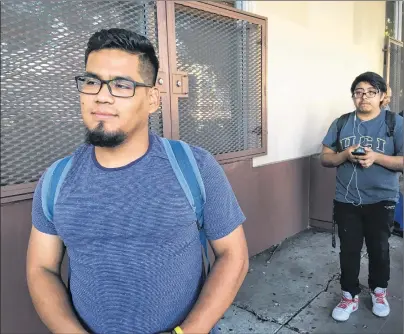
[41,156,73,222]
[334,112,352,152]
[161,138,210,275]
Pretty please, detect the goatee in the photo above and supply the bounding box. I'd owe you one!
[85,122,127,148]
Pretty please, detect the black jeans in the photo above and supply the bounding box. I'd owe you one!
[333,200,396,297]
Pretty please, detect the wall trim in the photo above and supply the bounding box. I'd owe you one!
[310,218,332,231]
[253,153,314,169]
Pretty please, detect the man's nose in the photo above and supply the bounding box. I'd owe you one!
[96,83,114,103]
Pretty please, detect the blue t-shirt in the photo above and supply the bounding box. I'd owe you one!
[322,110,403,205]
[32,133,245,334]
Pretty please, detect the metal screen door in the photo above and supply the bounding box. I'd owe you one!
[166,1,266,161]
[385,37,403,114]
[1,0,266,200]
[1,0,164,186]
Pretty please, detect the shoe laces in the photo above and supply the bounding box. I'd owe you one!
[374,291,387,305]
[337,296,355,309]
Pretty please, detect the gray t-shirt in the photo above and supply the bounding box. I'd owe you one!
[32,133,245,334]
[322,110,403,204]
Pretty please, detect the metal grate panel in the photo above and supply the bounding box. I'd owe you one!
[1,0,162,186]
[388,41,403,114]
[175,4,263,155]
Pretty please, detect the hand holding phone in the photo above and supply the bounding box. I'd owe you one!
[351,146,366,156]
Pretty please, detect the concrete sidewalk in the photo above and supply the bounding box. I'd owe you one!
[219,229,403,334]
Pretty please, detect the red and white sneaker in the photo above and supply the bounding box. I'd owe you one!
[371,287,390,317]
[332,291,359,321]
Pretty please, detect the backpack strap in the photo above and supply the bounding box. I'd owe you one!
[385,110,396,138]
[334,112,352,152]
[161,138,210,276]
[41,156,73,222]
[333,110,395,150]
[40,155,73,288]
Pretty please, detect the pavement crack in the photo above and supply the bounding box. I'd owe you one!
[232,303,274,323]
[273,273,340,334]
[232,303,301,333]
[232,273,341,334]
[265,243,282,264]
[324,273,340,291]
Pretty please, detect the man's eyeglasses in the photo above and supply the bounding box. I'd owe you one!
[352,89,379,99]
[75,75,152,98]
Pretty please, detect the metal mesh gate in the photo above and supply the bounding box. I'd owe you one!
[175,4,263,155]
[1,0,162,186]
[386,38,403,114]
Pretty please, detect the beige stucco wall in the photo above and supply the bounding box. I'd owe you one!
[252,1,386,167]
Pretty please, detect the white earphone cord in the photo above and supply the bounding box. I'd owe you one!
[344,112,364,206]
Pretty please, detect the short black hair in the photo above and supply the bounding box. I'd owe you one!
[350,71,387,95]
[85,28,159,85]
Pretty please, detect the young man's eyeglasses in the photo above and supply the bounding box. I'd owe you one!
[352,89,379,99]
[75,75,152,98]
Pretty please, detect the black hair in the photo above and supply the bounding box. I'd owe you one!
[85,28,159,85]
[350,71,387,95]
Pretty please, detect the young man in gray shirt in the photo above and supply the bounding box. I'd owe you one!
[321,72,403,322]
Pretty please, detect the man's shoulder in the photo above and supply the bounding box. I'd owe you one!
[189,144,214,161]
[326,111,354,131]
[333,111,355,122]
[394,112,403,123]
[33,144,91,204]
[151,134,218,171]
[384,110,403,128]
[338,111,355,123]
[43,144,91,174]
[188,144,219,173]
[393,112,403,132]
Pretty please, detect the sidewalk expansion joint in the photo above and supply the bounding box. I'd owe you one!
[273,273,340,334]
[231,303,301,333]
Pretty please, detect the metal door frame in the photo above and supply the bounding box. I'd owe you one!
[165,1,267,163]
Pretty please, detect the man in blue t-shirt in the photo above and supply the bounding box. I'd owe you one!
[26,28,249,334]
[321,72,403,322]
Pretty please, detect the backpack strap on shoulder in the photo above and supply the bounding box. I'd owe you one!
[161,138,210,276]
[334,112,352,152]
[41,156,73,222]
[385,110,396,137]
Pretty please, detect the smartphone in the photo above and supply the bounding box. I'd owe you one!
[352,147,366,156]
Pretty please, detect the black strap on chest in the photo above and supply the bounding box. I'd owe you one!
[334,110,396,153]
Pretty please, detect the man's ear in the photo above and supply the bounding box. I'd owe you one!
[379,92,387,107]
[148,86,160,115]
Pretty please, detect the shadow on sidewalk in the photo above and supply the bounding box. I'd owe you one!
[219,228,403,334]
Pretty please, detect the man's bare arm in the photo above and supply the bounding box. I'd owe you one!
[320,146,348,168]
[320,145,360,168]
[354,147,403,171]
[179,225,249,333]
[26,226,88,334]
[374,153,403,172]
